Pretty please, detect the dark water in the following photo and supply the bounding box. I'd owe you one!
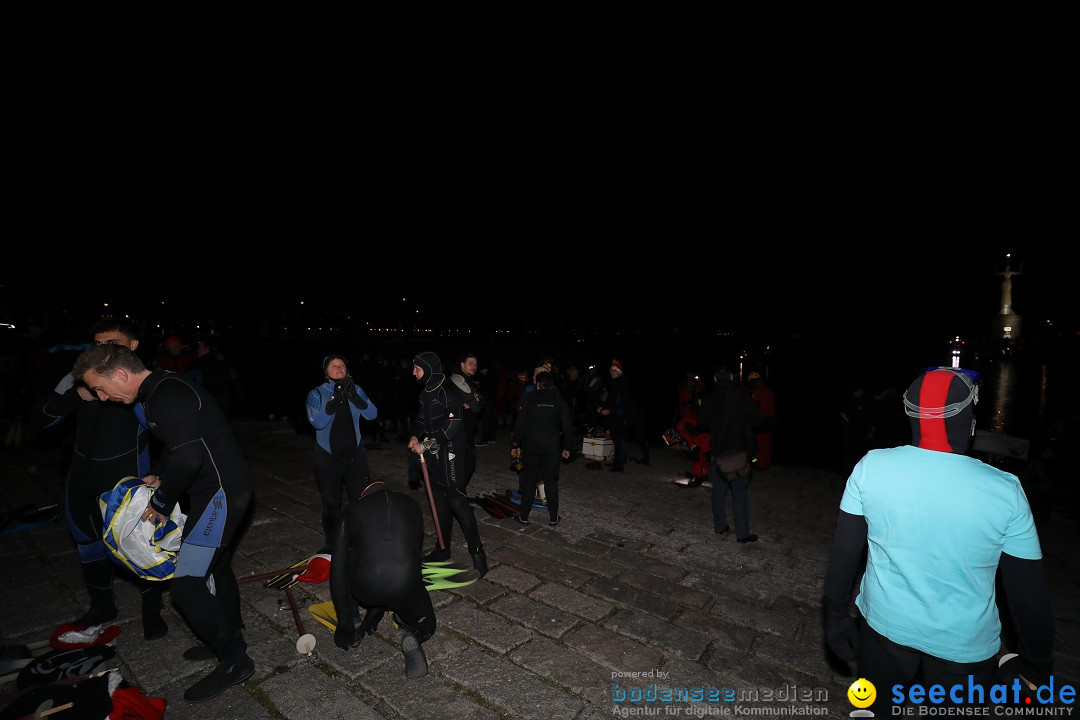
[772,352,1071,473]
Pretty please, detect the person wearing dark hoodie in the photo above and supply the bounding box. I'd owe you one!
[306,354,379,553]
[823,367,1053,715]
[407,351,487,577]
[696,364,760,542]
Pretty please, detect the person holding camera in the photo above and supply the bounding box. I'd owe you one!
[306,354,378,553]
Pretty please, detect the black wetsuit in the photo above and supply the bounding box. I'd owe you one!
[449,372,481,486]
[330,484,435,650]
[35,373,153,622]
[411,352,483,562]
[513,386,572,521]
[139,369,253,663]
[37,373,152,561]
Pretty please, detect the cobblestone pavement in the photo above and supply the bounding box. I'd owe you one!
[2,421,1077,719]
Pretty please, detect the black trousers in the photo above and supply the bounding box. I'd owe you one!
[610,420,628,468]
[313,444,370,548]
[858,621,996,715]
[172,487,252,663]
[519,451,560,520]
[424,442,482,554]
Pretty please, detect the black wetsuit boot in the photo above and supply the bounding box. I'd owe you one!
[74,559,117,627]
[470,546,488,578]
[141,584,168,640]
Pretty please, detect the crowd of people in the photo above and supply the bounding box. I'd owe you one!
[0,318,1071,710]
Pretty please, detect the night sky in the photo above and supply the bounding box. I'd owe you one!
[7,5,1074,424]
[18,5,1068,236]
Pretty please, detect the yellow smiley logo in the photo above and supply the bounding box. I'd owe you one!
[848,678,876,709]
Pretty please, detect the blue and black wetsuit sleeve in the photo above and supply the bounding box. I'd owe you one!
[308,386,336,429]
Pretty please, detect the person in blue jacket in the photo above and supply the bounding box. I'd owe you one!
[306,354,378,552]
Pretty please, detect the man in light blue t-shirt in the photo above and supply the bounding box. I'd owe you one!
[823,367,1053,714]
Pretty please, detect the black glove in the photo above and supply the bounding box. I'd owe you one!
[824,596,858,662]
[340,377,368,408]
[148,489,177,517]
[326,387,342,414]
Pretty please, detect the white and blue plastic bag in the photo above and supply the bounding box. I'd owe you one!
[99,476,186,580]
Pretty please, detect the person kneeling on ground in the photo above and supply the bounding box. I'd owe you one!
[331,481,436,679]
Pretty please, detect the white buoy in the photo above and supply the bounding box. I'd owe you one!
[296,633,316,655]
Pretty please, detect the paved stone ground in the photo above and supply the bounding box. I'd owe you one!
[2,421,1077,719]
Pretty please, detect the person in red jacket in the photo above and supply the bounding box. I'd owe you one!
[748,371,776,470]
[154,335,197,375]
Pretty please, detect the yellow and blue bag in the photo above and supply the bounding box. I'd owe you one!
[99,476,186,580]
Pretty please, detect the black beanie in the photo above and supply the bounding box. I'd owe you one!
[323,354,347,372]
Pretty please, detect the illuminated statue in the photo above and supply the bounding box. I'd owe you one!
[997,256,1022,315]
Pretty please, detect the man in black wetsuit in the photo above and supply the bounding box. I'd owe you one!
[511,370,573,526]
[448,351,483,486]
[73,344,254,703]
[330,481,435,678]
[33,319,166,639]
[407,351,487,576]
